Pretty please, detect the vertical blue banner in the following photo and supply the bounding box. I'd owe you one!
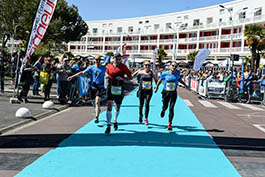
[78,75,90,96]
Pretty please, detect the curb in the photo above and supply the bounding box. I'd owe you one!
[0,104,69,135]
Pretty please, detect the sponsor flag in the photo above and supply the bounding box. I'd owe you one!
[193,48,210,72]
[103,55,110,64]
[153,48,158,69]
[25,0,57,61]
[18,0,57,85]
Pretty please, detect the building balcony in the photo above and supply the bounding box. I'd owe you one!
[87,41,103,44]
[219,47,242,53]
[221,33,242,40]
[105,41,121,45]
[140,50,153,54]
[126,50,139,54]
[69,41,86,45]
[199,35,218,41]
[87,50,103,53]
[70,49,87,53]
[159,39,177,43]
[140,40,157,44]
[123,40,139,44]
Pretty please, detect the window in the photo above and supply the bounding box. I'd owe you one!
[102,24,106,28]
[92,28,98,34]
[108,23,113,27]
[102,30,105,34]
[207,17,213,24]
[254,7,262,16]
[184,15,189,20]
[177,16,181,21]
[166,23,172,29]
[239,11,246,19]
[219,9,224,14]
[138,28,141,32]
[193,19,200,26]
[219,18,222,23]
[128,26,133,32]
[229,17,232,21]
[117,27,122,33]
[145,20,149,24]
[154,24,160,30]
[139,21,143,24]
[228,8,233,12]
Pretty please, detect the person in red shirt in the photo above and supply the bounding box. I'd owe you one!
[105,53,132,134]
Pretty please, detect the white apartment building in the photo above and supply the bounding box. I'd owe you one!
[68,0,265,63]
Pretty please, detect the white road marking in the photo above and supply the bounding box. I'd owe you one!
[217,101,241,110]
[253,124,265,133]
[198,100,217,108]
[237,103,265,111]
[183,99,193,107]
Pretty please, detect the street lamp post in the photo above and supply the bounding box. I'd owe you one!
[219,5,248,102]
[169,26,177,61]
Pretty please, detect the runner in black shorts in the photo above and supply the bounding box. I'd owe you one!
[154,61,189,130]
[105,53,132,134]
[68,55,106,123]
[135,60,156,125]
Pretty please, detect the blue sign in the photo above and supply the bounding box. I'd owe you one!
[78,75,90,96]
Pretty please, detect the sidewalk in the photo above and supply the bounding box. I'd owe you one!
[0,80,68,134]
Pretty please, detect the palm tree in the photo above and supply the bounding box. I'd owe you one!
[157,48,167,67]
[244,24,265,70]
[187,50,199,63]
[106,52,114,57]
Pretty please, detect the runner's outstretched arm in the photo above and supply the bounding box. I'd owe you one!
[178,78,190,90]
[154,79,162,93]
[67,70,85,81]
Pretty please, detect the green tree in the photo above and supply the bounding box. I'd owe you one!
[157,48,167,67]
[106,52,114,57]
[0,0,88,55]
[244,24,265,70]
[187,50,199,62]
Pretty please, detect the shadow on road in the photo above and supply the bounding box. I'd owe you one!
[0,130,264,152]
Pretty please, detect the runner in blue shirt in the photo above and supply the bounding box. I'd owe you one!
[154,61,189,130]
[68,55,106,123]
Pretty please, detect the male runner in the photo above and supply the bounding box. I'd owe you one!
[68,55,106,123]
[105,53,132,134]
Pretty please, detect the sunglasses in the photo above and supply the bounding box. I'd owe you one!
[144,64,151,67]
[171,64,177,67]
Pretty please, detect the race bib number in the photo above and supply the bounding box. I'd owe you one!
[142,81,152,90]
[166,82,176,91]
[111,86,122,95]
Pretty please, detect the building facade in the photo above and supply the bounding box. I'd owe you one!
[68,0,265,63]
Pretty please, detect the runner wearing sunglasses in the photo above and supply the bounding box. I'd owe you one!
[135,60,156,125]
[154,61,189,130]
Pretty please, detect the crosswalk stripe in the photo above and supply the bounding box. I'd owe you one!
[217,102,241,110]
[237,103,265,111]
[198,100,217,108]
[183,99,193,107]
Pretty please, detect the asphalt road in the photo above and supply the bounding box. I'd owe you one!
[0,85,264,177]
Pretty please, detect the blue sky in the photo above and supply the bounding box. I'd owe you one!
[66,0,234,21]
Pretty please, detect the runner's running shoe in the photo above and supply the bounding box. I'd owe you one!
[168,122,172,130]
[139,116,143,123]
[144,119,149,125]
[160,110,165,118]
[105,125,111,134]
[167,125,172,131]
[113,122,118,130]
[94,118,99,123]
